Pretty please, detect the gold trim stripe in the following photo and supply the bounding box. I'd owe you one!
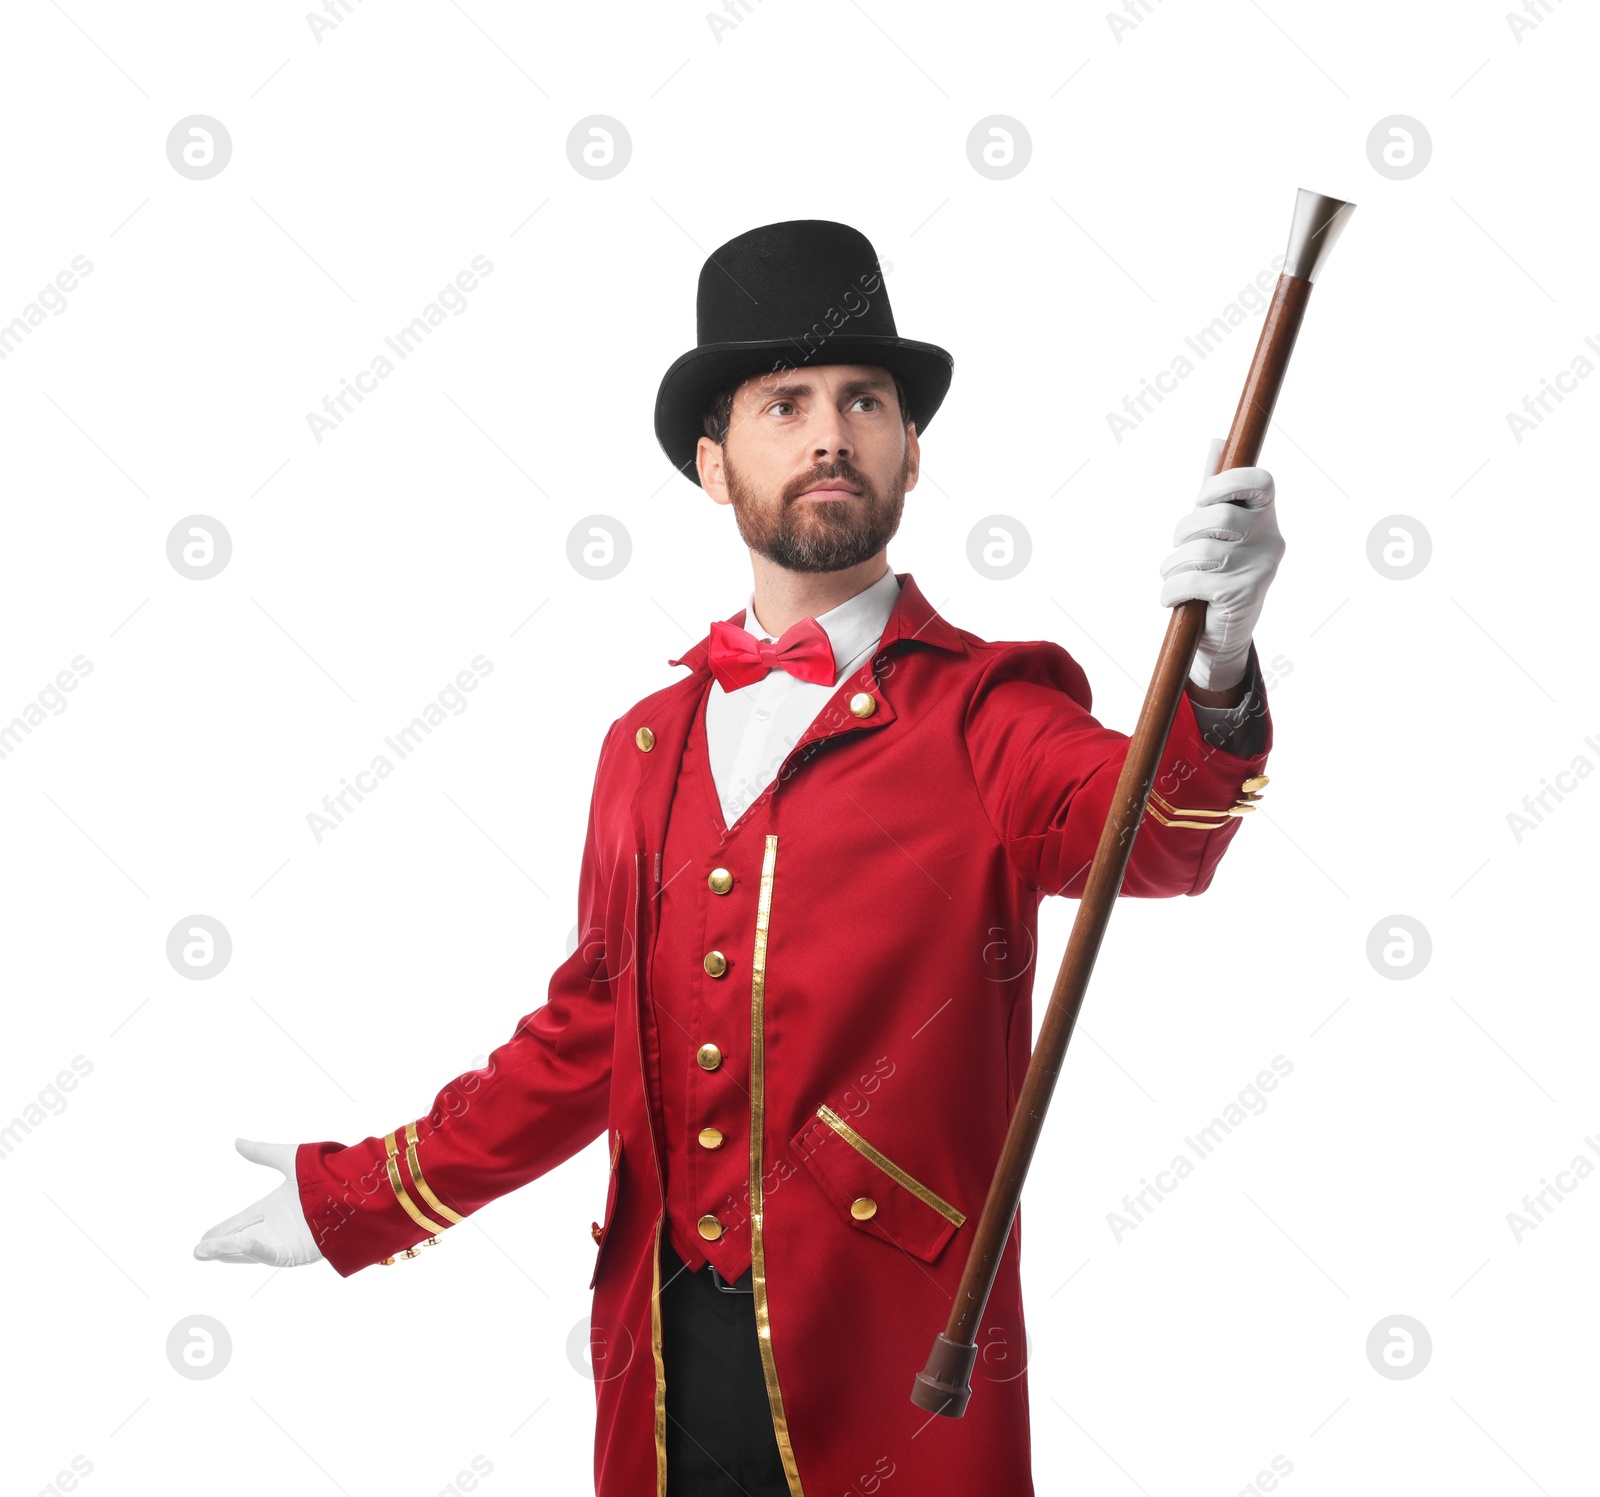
[1146,803,1234,832]
[383,1132,449,1236]
[651,1210,667,1497]
[749,834,806,1497]
[815,1105,967,1227]
[404,1120,464,1225]
[1149,790,1231,820]
[1146,790,1254,831]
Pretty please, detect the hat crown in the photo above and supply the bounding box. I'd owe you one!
[696,219,899,348]
[654,217,952,486]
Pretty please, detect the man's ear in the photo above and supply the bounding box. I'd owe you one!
[697,436,731,505]
[903,422,920,493]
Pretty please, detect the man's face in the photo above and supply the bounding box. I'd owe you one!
[696,364,920,574]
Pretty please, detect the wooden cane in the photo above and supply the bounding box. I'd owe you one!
[911,188,1355,1417]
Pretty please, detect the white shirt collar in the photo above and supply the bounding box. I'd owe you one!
[744,567,902,674]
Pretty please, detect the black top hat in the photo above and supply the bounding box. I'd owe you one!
[653,219,954,486]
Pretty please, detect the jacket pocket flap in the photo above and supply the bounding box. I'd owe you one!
[790,1106,964,1264]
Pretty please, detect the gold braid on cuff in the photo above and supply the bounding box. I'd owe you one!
[404,1120,464,1225]
[1145,788,1261,831]
[377,1123,462,1259]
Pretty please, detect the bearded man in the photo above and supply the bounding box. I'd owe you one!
[196,219,1282,1497]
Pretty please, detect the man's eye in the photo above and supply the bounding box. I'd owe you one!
[769,401,795,416]
[854,396,880,411]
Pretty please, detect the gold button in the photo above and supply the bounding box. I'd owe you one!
[697,1214,724,1240]
[401,1246,421,1259]
[707,868,733,895]
[850,1197,878,1221]
[635,726,655,752]
[848,691,876,718]
[1240,774,1269,793]
[379,1257,396,1266]
[698,1127,724,1150]
[703,950,727,977]
[697,1043,722,1071]
[590,1221,603,1244]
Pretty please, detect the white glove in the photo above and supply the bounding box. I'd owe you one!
[193,1138,324,1267]
[1158,436,1285,691]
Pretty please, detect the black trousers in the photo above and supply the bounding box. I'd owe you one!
[659,1234,790,1496]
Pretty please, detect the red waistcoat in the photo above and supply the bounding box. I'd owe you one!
[295,572,1273,1497]
[647,681,775,1279]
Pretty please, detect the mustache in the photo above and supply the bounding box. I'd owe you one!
[783,460,870,504]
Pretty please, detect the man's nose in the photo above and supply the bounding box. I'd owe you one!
[809,420,850,461]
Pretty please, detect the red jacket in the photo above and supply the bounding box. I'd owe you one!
[297,572,1272,1496]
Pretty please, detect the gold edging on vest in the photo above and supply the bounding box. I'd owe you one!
[652,1209,667,1495]
[750,833,806,1495]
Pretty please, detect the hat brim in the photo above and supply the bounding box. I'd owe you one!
[653,335,954,488]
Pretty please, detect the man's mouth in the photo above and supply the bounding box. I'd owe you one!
[797,484,860,501]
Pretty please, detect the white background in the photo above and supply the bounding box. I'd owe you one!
[2,1,1595,1493]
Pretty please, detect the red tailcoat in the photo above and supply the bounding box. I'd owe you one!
[297,572,1272,1496]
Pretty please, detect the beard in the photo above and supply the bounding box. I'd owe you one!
[723,449,909,573]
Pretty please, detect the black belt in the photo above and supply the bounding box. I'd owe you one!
[658,1234,789,1496]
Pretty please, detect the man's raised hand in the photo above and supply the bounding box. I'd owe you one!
[1158,436,1285,693]
[193,1138,324,1268]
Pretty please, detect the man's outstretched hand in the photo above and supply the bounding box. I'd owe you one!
[193,1138,324,1267]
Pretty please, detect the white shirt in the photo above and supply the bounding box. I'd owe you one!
[704,567,901,830]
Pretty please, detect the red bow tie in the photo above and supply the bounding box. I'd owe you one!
[707,615,836,692]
